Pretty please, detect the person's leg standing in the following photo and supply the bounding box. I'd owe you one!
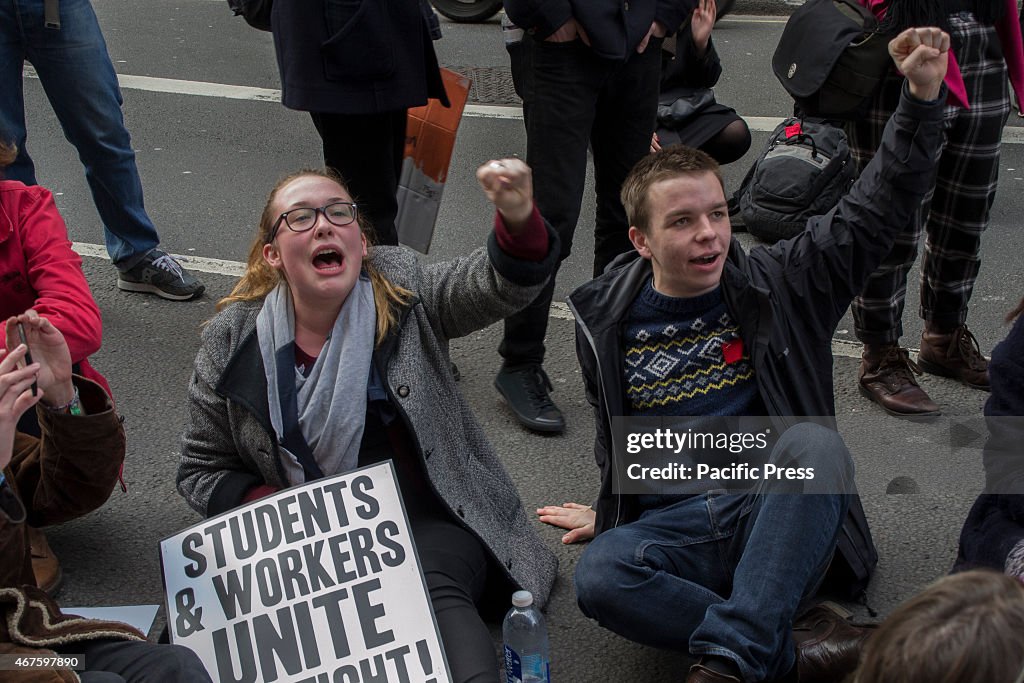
[917,13,1009,390]
[848,72,943,416]
[590,37,662,276]
[0,1,36,184]
[22,0,203,299]
[23,0,157,265]
[310,109,406,246]
[495,34,601,434]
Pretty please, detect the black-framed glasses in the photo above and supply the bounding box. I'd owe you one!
[270,202,358,240]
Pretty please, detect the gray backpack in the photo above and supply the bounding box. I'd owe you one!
[736,117,856,243]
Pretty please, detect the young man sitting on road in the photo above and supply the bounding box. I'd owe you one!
[538,27,951,683]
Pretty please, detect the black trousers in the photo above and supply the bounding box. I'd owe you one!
[310,109,408,246]
[55,640,210,682]
[502,34,662,365]
[412,516,499,683]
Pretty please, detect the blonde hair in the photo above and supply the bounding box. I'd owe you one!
[218,168,413,346]
[853,570,1024,683]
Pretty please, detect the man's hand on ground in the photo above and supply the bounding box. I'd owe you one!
[537,502,596,543]
[889,27,950,102]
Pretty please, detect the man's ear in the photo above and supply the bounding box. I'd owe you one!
[629,225,652,260]
[263,243,282,269]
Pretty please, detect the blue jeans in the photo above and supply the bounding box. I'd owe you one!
[575,424,853,682]
[0,0,159,268]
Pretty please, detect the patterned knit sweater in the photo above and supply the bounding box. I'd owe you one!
[623,281,762,417]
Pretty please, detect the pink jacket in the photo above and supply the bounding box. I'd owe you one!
[862,0,1024,108]
[0,180,110,396]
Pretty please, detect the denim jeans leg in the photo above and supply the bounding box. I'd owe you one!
[22,0,159,268]
[691,423,853,681]
[499,36,600,366]
[0,0,33,181]
[573,495,736,650]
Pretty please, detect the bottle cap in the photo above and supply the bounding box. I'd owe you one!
[512,590,533,608]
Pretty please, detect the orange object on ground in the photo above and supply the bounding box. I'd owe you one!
[397,68,472,253]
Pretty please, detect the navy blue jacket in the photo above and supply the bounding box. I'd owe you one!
[272,0,448,114]
[954,309,1024,573]
[568,85,946,596]
[504,0,696,61]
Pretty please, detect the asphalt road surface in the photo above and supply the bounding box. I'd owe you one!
[15,1,1023,680]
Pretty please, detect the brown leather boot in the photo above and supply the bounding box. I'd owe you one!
[28,526,63,596]
[859,343,940,416]
[794,603,876,683]
[918,323,990,390]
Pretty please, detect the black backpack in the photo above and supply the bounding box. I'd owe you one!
[227,0,272,31]
[772,0,892,120]
[735,117,856,243]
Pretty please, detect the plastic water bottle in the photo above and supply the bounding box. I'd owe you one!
[503,590,550,683]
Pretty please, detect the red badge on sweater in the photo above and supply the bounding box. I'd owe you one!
[722,339,744,364]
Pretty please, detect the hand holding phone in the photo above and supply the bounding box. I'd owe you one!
[16,323,37,397]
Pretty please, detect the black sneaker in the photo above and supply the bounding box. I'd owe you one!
[494,364,565,434]
[117,249,205,301]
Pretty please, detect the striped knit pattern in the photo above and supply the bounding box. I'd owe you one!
[623,281,760,417]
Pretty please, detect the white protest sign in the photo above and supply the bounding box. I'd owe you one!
[160,463,451,683]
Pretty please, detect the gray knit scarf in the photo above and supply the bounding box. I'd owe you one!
[256,277,376,485]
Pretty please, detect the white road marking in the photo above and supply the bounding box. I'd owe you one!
[73,242,864,358]
[23,68,1024,143]
[718,16,789,24]
[73,242,245,277]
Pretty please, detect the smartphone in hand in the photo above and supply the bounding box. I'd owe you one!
[16,322,38,397]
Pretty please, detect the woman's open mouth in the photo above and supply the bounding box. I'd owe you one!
[312,248,344,272]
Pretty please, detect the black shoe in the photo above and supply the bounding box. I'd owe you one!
[117,249,205,301]
[494,364,565,434]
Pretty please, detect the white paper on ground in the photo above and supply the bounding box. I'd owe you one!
[61,605,160,636]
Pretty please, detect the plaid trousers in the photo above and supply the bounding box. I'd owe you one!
[846,12,1011,344]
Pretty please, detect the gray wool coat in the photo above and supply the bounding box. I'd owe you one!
[178,233,559,607]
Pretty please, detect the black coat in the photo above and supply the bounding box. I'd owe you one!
[504,0,695,61]
[272,0,448,114]
[954,311,1024,573]
[568,85,945,597]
